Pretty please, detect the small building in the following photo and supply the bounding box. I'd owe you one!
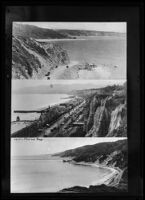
[16,116,20,121]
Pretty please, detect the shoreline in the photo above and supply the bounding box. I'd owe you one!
[36,36,126,42]
[62,159,123,188]
[48,60,122,80]
[48,60,79,79]
[11,155,127,193]
[11,95,81,136]
[11,94,75,120]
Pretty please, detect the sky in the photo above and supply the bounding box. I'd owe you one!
[16,22,126,33]
[11,138,127,156]
[12,80,125,93]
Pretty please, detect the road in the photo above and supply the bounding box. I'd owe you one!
[41,99,86,137]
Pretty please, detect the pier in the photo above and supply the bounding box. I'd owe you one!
[14,106,51,113]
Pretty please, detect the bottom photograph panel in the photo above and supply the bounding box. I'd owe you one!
[11,138,128,193]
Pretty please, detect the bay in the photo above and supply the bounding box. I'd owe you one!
[11,156,111,193]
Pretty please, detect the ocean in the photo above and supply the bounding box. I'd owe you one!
[38,36,126,79]
[11,94,71,121]
[11,156,111,193]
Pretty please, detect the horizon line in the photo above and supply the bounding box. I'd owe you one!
[14,22,126,33]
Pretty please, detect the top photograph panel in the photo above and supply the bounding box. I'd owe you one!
[12,22,126,80]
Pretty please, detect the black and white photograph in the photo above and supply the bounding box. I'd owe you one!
[12,22,126,80]
[11,80,127,137]
[10,21,128,195]
[1,3,142,199]
[11,137,128,193]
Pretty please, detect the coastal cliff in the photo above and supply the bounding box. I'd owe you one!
[12,36,69,79]
[13,23,125,39]
[107,103,127,137]
[87,98,111,137]
[54,139,128,192]
[82,84,127,137]
[11,83,127,137]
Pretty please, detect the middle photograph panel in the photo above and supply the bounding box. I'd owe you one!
[11,80,127,138]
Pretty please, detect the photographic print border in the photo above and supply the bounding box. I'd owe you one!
[1,1,144,200]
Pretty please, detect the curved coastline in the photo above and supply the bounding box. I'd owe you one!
[58,157,124,192]
[68,160,122,187]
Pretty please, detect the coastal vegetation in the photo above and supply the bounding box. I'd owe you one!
[11,83,127,137]
[53,139,128,192]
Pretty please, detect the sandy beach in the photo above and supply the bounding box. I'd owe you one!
[11,121,33,134]
[69,160,123,187]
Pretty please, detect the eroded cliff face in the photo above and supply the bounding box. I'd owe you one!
[56,139,127,167]
[12,36,69,79]
[86,95,100,133]
[84,85,127,137]
[56,139,128,192]
[95,149,127,170]
[86,98,111,137]
[77,143,128,190]
[107,103,127,137]
[11,84,127,138]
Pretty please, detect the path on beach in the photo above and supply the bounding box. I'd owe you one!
[72,161,123,187]
[47,61,113,80]
[49,61,79,79]
[97,165,123,187]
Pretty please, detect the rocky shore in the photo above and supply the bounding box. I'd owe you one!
[12,35,117,80]
[12,23,125,80]
[12,36,70,79]
[53,139,128,192]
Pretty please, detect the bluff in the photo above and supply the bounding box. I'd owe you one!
[12,36,69,79]
[13,23,125,39]
[54,139,128,192]
[54,139,127,169]
[13,23,70,39]
[83,84,127,137]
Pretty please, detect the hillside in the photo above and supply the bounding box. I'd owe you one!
[13,23,71,39]
[53,139,128,192]
[12,24,126,79]
[57,29,126,37]
[71,84,127,137]
[54,139,127,169]
[12,83,127,137]
[12,36,69,79]
[13,23,125,39]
